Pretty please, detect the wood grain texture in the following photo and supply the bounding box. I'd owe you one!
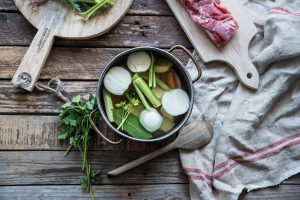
[0,184,190,200]
[0,13,191,47]
[0,0,16,11]
[0,130,299,185]
[239,185,300,200]
[0,151,299,186]
[166,0,259,90]
[0,80,97,113]
[0,115,174,151]
[1,185,300,200]
[0,47,190,80]
[0,0,173,16]
[0,151,187,185]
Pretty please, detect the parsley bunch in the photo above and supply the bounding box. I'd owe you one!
[58,95,100,200]
[58,0,114,20]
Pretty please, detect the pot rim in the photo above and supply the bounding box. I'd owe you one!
[96,46,194,143]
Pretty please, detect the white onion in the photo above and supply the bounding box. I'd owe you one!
[127,51,151,72]
[161,89,190,116]
[139,108,163,132]
[104,67,131,95]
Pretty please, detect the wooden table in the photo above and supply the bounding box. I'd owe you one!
[0,0,299,199]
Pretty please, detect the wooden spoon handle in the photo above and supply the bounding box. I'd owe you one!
[12,26,55,91]
[107,142,176,177]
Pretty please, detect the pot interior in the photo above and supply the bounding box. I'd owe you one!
[97,47,194,142]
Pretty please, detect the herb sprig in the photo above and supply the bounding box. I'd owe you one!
[115,92,141,130]
[58,95,100,200]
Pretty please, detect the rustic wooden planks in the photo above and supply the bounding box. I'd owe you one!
[0,0,299,199]
[0,47,190,80]
[0,0,173,15]
[0,115,173,151]
[0,151,187,185]
[0,80,97,113]
[0,185,300,200]
[0,151,298,186]
[0,185,190,200]
[0,13,191,48]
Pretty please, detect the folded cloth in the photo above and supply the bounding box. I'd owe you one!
[180,0,300,199]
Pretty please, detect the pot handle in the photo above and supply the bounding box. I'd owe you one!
[89,109,123,145]
[168,45,202,83]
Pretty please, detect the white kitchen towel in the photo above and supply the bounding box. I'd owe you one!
[180,0,300,199]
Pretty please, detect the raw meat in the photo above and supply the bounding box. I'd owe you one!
[183,0,239,46]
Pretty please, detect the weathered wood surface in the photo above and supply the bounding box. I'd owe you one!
[0,151,187,185]
[1,185,190,200]
[0,47,190,80]
[0,13,190,48]
[0,0,299,199]
[0,0,173,16]
[0,115,174,151]
[0,185,300,200]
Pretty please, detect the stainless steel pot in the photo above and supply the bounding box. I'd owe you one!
[89,45,202,144]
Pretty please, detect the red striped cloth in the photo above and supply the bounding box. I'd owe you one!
[180,0,300,199]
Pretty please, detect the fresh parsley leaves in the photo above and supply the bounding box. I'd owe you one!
[58,95,100,200]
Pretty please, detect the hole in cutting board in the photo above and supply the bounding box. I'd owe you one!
[247,73,252,79]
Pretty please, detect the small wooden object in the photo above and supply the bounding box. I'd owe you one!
[12,0,133,91]
[107,121,213,177]
[166,0,260,90]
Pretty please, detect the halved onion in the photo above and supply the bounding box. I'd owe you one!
[161,89,189,116]
[127,51,151,72]
[104,67,131,95]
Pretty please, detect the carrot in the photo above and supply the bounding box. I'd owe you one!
[166,71,176,89]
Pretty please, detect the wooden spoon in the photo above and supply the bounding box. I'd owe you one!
[107,120,213,177]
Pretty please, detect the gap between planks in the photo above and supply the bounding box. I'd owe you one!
[0,47,191,80]
[0,13,191,48]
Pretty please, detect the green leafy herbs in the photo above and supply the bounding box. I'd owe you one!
[58,95,100,200]
[114,108,153,139]
[115,92,141,130]
[58,0,114,20]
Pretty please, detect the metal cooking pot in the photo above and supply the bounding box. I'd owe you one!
[89,45,202,144]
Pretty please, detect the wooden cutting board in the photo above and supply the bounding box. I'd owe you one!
[166,0,259,90]
[12,0,133,91]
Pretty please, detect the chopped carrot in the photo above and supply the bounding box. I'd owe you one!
[166,71,176,89]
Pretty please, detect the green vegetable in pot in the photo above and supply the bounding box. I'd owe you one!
[132,73,161,108]
[103,88,114,122]
[114,109,153,139]
[148,53,156,88]
[139,72,171,91]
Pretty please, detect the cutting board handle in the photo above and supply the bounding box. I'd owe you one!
[225,53,259,90]
[12,26,55,91]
